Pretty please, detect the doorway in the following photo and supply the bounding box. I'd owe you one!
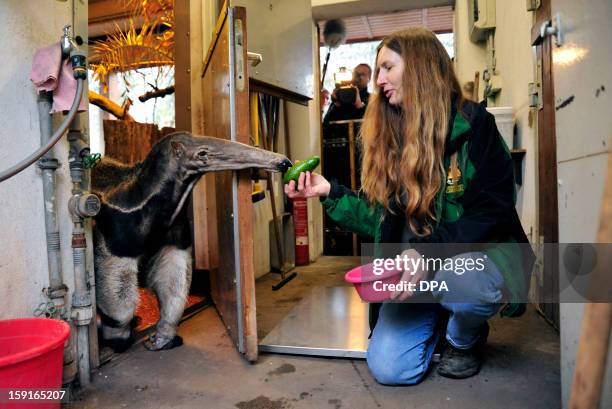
[87,0,211,352]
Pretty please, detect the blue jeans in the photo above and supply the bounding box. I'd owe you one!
[366,252,505,385]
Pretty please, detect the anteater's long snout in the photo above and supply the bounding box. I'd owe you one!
[178,133,292,173]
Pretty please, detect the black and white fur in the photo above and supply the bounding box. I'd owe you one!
[92,132,291,351]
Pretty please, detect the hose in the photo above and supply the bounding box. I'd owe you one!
[0,78,85,183]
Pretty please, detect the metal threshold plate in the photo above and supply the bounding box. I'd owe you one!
[259,286,369,358]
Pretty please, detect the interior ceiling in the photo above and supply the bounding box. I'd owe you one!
[312,0,454,21]
[317,5,453,44]
[88,1,454,43]
[88,0,152,40]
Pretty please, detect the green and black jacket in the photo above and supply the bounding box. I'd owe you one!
[321,99,535,329]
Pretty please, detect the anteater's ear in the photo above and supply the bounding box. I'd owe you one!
[170,140,186,158]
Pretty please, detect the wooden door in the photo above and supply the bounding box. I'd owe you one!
[531,0,560,328]
[196,3,258,361]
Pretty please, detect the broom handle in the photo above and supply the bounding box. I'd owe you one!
[569,149,612,409]
[569,303,612,409]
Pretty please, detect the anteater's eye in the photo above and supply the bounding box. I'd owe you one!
[197,150,207,158]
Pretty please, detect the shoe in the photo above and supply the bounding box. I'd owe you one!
[437,323,489,379]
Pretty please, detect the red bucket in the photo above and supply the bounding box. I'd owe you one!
[0,318,70,409]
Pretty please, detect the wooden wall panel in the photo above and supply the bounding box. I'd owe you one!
[103,120,174,164]
[174,0,191,133]
[176,0,218,272]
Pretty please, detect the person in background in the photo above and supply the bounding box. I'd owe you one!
[323,63,372,123]
[320,88,331,112]
[286,28,533,385]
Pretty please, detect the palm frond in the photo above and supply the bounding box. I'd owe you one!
[90,19,174,91]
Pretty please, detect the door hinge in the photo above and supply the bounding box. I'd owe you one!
[539,13,564,47]
[526,0,541,12]
[528,82,541,109]
[529,54,543,109]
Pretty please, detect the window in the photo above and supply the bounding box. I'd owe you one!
[88,66,175,155]
[319,33,454,93]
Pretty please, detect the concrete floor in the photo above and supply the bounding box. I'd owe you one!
[72,256,561,409]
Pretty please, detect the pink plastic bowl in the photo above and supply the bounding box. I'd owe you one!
[345,262,403,302]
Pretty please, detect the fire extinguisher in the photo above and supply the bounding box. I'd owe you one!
[292,197,309,265]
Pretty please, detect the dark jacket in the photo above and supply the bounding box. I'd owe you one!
[321,99,535,330]
[323,87,370,123]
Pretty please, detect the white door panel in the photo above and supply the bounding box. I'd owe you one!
[552,1,612,164]
[551,1,612,408]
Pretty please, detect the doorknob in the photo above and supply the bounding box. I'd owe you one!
[247,52,263,66]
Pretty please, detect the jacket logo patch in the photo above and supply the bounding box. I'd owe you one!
[446,183,464,193]
[446,152,464,194]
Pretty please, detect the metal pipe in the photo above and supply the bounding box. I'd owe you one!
[67,115,98,387]
[0,79,85,183]
[36,90,78,385]
[62,26,96,387]
[37,91,67,312]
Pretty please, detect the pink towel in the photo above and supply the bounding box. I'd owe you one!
[30,42,87,113]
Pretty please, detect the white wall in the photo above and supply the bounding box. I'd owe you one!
[287,11,324,262]
[491,1,537,241]
[453,0,487,101]
[0,1,91,319]
[286,97,324,262]
[454,0,536,242]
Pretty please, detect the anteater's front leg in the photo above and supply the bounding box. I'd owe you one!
[144,245,192,350]
[95,236,140,353]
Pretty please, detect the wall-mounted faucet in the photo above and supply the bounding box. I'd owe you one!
[61,25,78,58]
[61,24,87,81]
[0,25,87,183]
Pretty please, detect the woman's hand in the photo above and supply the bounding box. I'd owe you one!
[284,171,331,199]
[390,248,428,301]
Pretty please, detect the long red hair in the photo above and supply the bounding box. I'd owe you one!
[360,28,463,235]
